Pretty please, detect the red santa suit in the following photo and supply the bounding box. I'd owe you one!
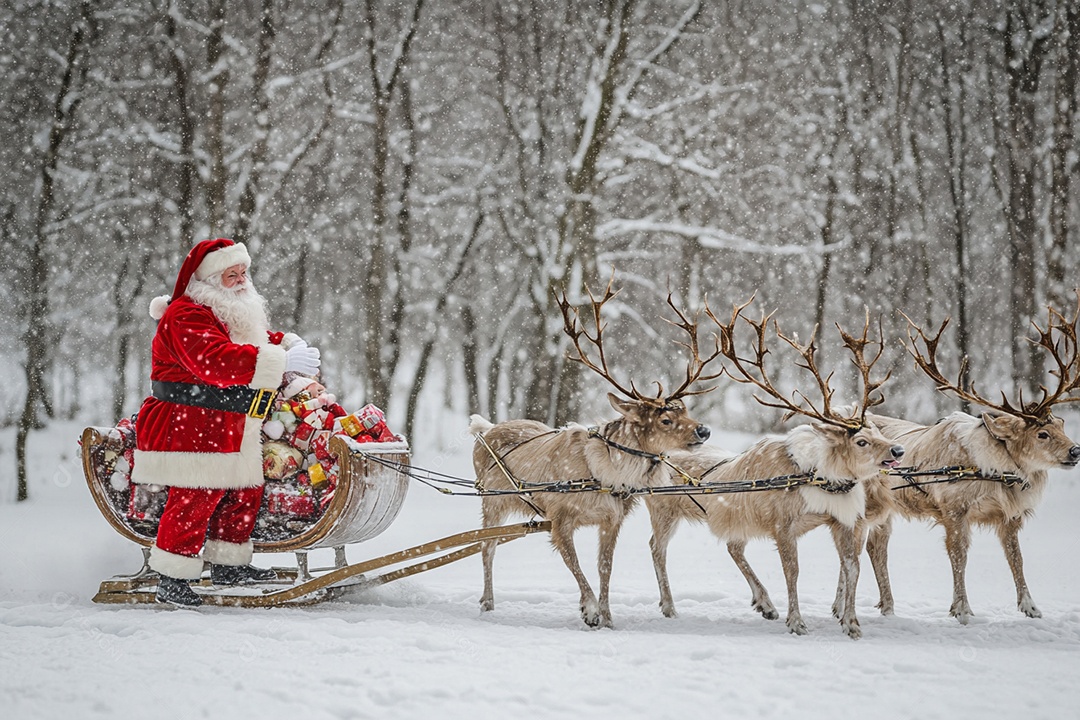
[133,239,289,581]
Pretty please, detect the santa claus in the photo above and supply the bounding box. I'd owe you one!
[133,238,321,606]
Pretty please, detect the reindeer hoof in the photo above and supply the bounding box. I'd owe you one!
[843,619,862,640]
[660,602,677,618]
[876,600,895,616]
[1019,598,1041,619]
[787,618,808,636]
[581,598,602,627]
[950,602,973,625]
[753,601,779,620]
[480,598,494,612]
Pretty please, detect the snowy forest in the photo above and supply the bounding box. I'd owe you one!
[2,0,1079,499]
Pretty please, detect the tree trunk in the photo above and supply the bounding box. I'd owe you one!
[235,0,276,249]
[205,0,229,234]
[404,212,483,439]
[1000,5,1052,397]
[1048,2,1079,313]
[360,0,425,408]
[16,0,94,501]
[164,1,196,257]
[937,16,973,411]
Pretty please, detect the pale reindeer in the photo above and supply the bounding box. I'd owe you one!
[471,282,722,628]
[646,301,905,639]
[863,301,1080,624]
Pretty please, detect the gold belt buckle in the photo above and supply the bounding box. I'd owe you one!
[248,388,277,419]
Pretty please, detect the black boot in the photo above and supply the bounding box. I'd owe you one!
[210,564,278,585]
[155,575,203,607]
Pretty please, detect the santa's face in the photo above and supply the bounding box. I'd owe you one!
[221,263,248,289]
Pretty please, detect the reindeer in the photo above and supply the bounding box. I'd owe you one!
[863,300,1080,624]
[646,301,904,639]
[471,281,721,628]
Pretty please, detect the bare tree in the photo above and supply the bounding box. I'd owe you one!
[15,0,95,501]
[1048,0,1079,313]
[990,0,1056,395]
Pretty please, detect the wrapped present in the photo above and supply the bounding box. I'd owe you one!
[263,440,304,480]
[309,430,334,464]
[265,484,317,517]
[337,404,385,438]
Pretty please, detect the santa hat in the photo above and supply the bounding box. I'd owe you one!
[149,238,251,320]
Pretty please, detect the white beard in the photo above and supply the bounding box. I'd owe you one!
[186,274,271,346]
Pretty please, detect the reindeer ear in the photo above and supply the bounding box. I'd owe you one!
[982,410,1022,441]
[608,392,641,421]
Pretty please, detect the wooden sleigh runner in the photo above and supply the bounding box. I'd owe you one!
[81,425,550,607]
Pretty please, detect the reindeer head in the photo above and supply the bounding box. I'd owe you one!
[557,277,720,454]
[903,294,1080,472]
[708,298,905,478]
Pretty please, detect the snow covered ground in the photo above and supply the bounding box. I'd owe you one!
[2,417,1079,720]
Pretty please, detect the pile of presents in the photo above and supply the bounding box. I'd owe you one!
[258,373,400,527]
[111,374,401,534]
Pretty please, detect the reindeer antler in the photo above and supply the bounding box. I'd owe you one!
[1024,290,1080,417]
[556,275,723,404]
[905,291,1080,422]
[707,298,886,430]
[660,293,724,401]
[837,308,890,425]
[556,276,643,401]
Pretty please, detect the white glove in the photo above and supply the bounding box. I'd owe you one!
[285,344,321,375]
[282,333,305,350]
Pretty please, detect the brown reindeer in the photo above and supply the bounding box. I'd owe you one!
[646,301,904,639]
[864,300,1080,624]
[472,281,721,628]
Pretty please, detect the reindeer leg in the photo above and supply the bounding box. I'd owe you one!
[647,499,681,618]
[775,529,807,635]
[479,498,505,612]
[829,524,848,620]
[865,519,895,615]
[550,520,600,628]
[943,516,974,624]
[596,519,622,629]
[997,516,1040,618]
[830,523,862,639]
[727,539,779,620]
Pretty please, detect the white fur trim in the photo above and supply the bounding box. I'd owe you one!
[194,243,251,280]
[469,414,494,435]
[132,416,265,489]
[251,344,287,389]
[203,539,254,566]
[149,295,171,320]
[149,545,205,580]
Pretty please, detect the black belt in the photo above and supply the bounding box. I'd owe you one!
[152,380,277,420]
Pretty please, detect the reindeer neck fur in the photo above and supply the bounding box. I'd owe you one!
[785,425,869,529]
[915,412,1046,482]
[922,412,1048,517]
[584,417,671,491]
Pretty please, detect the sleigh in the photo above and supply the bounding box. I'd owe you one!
[81,425,549,607]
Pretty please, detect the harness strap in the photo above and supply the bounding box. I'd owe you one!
[887,465,1027,491]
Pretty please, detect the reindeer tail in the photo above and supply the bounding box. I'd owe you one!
[469,414,495,436]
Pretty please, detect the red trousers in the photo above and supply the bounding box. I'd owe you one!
[155,485,264,558]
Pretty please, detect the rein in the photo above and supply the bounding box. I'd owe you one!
[358,446,858,500]
[586,426,703,487]
[887,465,1028,492]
